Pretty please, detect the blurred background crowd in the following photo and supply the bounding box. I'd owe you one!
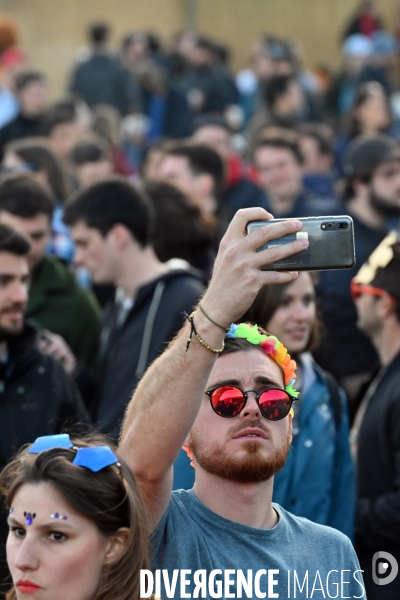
[0,1,399,598]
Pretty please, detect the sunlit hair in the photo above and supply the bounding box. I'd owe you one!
[0,434,150,600]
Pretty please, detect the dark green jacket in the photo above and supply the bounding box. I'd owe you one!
[26,255,101,371]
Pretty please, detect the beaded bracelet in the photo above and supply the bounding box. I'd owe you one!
[185,312,225,354]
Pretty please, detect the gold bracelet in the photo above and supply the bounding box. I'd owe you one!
[198,303,230,332]
[194,332,225,354]
[186,311,225,354]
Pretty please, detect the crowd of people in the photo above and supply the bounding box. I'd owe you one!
[0,1,398,598]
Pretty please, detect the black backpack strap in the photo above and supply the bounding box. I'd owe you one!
[323,371,342,432]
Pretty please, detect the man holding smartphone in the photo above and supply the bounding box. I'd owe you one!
[120,208,365,600]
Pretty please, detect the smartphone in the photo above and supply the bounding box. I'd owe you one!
[246,216,355,271]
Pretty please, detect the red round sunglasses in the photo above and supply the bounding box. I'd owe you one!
[205,385,297,421]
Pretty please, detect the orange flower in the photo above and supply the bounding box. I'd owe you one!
[284,359,297,385]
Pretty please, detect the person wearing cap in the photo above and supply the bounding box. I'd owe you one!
[120,207,366,600]
[350,233,400,599]
[315,133,400,406]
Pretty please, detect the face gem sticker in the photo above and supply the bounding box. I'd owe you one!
[50,512,68,521]
[23,511,36,526]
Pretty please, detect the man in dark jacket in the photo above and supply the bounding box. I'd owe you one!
[64,177,205,439]
[352,234,400,600]
[0,223,89,581]
[184,37,238,114]
[0,175,101,373]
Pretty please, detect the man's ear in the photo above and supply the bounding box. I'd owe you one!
[353,180,369,200]
[104,527,130,565]
[378,292,397,320]
[109,224,131,250]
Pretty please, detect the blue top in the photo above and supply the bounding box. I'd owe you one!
[273,355,355,539]
[47,204,91,288]
[150,489,365,599]
[147,94,167,142]
[0,88,18,129]
[303,173,337,199]
[47,204,75,264]
[173,448,194,490]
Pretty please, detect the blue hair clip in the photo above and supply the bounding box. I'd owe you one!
[73,446,119,472]
[28,434,73,454]
[28,434,119,473]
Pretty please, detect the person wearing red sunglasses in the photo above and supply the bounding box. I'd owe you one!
[120,208,365,600]
[351,234,400,600]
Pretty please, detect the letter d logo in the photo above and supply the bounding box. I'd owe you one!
[372,551,398,586]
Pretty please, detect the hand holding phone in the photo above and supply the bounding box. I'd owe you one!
[198,209,311,327]
[246,216,355,271]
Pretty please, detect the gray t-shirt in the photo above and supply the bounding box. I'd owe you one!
[150,489,366,599]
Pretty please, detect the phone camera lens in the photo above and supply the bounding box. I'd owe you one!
[326,223,333,230]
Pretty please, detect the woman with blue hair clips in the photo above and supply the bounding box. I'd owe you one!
[0,434,152,600]
[242,271,355,539]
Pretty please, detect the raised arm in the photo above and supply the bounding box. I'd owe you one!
[119,208,309,530]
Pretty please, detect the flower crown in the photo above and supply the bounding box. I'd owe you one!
[226,323,299,398]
